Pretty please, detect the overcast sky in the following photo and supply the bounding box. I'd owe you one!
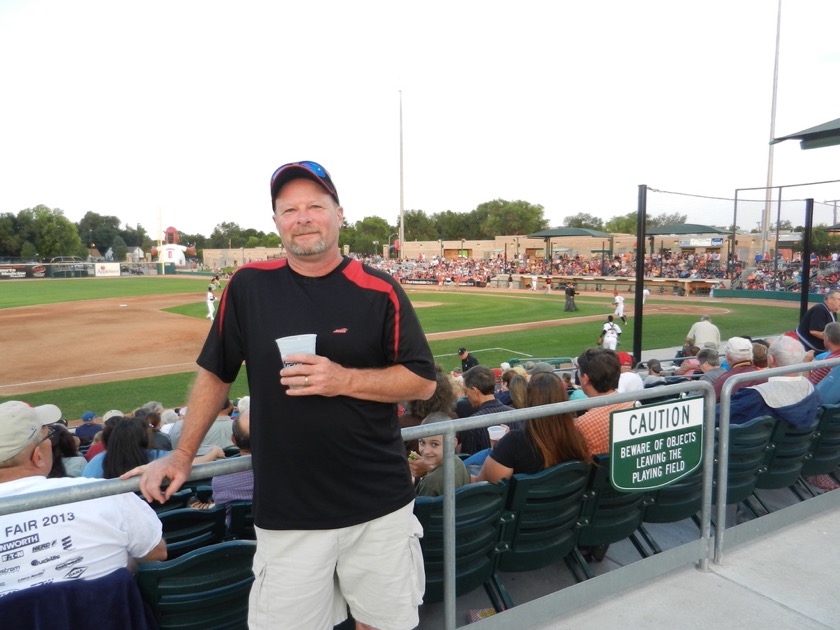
[2,0,839,240]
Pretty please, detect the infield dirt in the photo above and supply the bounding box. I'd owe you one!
[0,289,788,396]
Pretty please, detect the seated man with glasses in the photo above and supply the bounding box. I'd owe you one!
[0,401,166,597]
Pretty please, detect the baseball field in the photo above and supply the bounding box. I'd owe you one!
[0,275,800,420]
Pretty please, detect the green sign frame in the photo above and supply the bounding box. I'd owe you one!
[609,396,704,492]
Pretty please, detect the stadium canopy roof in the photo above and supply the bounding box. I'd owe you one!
[645,223,729,235]
[528,227,611,238]
[770,117,840,150]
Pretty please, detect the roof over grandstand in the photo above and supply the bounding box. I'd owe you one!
[528,227,611,238]
[646,223,730,235]
[770,116,840,150]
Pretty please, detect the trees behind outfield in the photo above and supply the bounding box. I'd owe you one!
[0,205,84,260]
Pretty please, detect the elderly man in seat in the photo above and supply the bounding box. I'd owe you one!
[725,335,821,428]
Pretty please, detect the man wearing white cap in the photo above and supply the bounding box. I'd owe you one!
[0,401,166,596]
[712,337,767,401]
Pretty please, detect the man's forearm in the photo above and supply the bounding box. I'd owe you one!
[177,367,232,457]
[344,364,435,403]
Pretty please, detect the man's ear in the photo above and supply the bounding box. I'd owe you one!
[30,442,50,471]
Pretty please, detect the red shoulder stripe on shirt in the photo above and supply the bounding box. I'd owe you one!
[340,259,401,356]
[216,259,288,334]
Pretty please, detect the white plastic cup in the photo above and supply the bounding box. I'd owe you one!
[487,425,506,442]
[275,334,317,368]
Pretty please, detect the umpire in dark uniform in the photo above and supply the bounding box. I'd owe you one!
[564,283,579,312]
[458,347,480,372]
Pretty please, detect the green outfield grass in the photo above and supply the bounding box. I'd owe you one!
[0,276,213,309]
[1,278,801,419]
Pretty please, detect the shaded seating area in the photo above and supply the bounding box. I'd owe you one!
[413,481,510,612]
[570,455,648,579]
[796,403,840,497]
[158,504,228,558]
[493,460,590,605]
[137,540,257,630]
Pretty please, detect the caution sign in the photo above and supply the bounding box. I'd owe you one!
[609,397,704,492]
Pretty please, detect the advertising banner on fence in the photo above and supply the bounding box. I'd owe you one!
[94,263,121,277]
[609,396,704,492]
[0,265,48,280]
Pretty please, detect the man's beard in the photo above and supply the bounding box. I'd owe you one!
[284,231,327,256]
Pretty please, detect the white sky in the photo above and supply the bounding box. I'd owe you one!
[1,0,839,239]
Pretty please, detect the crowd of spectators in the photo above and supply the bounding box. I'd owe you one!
[354,249,840,296]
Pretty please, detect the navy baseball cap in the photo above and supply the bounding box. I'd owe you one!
[270,160,339,207]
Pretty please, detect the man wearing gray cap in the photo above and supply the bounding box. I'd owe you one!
[712,337,767,401]
[0,401,166,596]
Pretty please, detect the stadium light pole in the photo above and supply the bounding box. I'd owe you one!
[398,90,405,261]
[761,0,783,259]
[825,200,840,225]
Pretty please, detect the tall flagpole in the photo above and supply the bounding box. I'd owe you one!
[762,0,782,258]
[399,90,405,261]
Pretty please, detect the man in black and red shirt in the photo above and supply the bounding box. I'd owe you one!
[136,161,436,629]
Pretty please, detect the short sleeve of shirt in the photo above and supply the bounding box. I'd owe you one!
[198,274,247,383]
[113,493,164,559]
[490,430,543,475]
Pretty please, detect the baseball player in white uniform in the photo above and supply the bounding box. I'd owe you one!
[612,290,626,324]
[206,285,216,320]
[601,316,622,351]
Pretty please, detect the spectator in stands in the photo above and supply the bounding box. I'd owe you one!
[752,342,769,369]
[695,348,726,385]
[169,398,234,453]
[616,351,644,393]
[191,412,255,527]
[507,373,529,408]
[796,289,840,352]
[49,423,87,478]
[84,410,123,462]
[75,411,103,446]
[686,315,721,351]
[141,400,165,417]
[458,347,480,372]
[725,336,821,428]
[146,411,173,451]
[83,416,224,478]
[0,401,166,597]
[675,345,701,375]
[475,372,589,483]
[457,366,514,455]
[159,408,179,435]
[643,359,666,386]
[712,337,766,401]
[575,349,634,458]
[527,362,555,378]
[399,366,457,455]
[495,369,517,405]
[808,322,840,385]
[409,412,471,497]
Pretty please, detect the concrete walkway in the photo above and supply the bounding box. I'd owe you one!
[539,506,839,629]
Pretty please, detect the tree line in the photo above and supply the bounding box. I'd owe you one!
[1,203,836,262]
